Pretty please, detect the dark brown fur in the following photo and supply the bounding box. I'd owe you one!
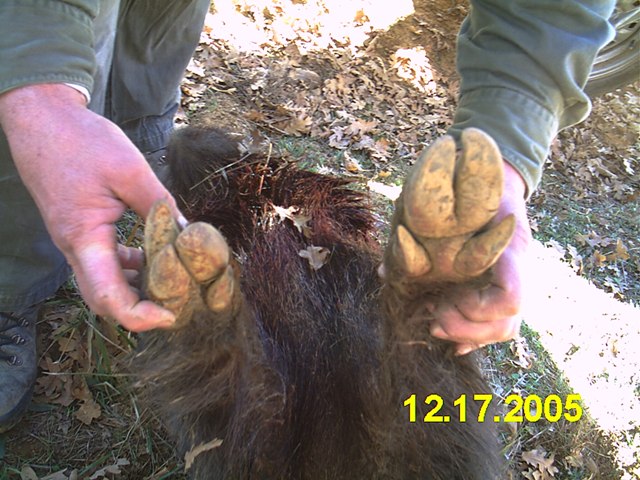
[133,127,503,479]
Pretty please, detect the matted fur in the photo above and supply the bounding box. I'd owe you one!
[133,127,503,479]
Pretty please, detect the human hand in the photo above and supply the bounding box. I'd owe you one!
[0,84,183,331]
[382,129,531,354]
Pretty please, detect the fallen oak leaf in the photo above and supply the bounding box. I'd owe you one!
[273,205,311,234]
[88,458,130,479]
[522,447,559,477]
[281,115,312,136]
[607,239,630,262]
[273,205,297,222]
[74,398,102,425]
[299,246,330,270]
[345,118,377,137]
[19,466,38,480]
[510,337,535,369]
[42,470,78,480]
[367,180,401,201]
[592,250,607,267]
[291,213,311,235]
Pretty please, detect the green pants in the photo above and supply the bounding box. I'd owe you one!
[0,0,209,310]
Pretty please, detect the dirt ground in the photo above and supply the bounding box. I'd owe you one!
[1,1,638,479]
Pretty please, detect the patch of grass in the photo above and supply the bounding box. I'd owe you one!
[486,326,622,479]
[275,135,339,171]
[530,194,639,306]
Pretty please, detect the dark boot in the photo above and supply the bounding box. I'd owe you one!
[0,305,39,433]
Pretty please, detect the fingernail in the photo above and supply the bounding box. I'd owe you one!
[177,215,189,230]
[456,345,474,356]
[430,325,447,339]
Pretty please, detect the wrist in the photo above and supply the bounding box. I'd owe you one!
[0,83,87,131]
[503,161,527,201]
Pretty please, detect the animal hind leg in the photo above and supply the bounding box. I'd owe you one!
[134,200,266,476]
[379,129,510,478]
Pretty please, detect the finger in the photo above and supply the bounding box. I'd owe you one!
[454,250,522,321]
[455,343,486,356]
[117,244,144,271]
[430,306,520,345]
[113,160,187,226]
[71,226,176,331]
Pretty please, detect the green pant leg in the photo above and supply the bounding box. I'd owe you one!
[0,132,72,311]
[107,0,210,153]
[0,0,208,309]
[0,0,120,311]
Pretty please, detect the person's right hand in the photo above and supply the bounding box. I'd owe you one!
[0,83,183,331]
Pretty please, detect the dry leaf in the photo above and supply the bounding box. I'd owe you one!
[273,205,311,233]
[283,116,312,136]
[345,118,377,137]
[522,447,559,478]
[185,438,223,471]
[592,250,607,267]
[88,458,130,479]
[299,246,330,270]
[353,8,369,25]
[273,205,298,222]
[75,398,102,425]
[35,357,75,406]
[42,470,77,480]
[245,109,267,122]
[607,239,630,262]
[367,180,401,201]
[186,58,205,77]
[344,152,363,172]
[510,337,535,369]
[20,466,38,480]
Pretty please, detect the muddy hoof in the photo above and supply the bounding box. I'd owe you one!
[383,128,515,295]
[144,200,235,327]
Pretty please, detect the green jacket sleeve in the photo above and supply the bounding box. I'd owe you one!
[0,0,100,96]
[448,0,615,197]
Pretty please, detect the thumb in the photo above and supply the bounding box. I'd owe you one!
[72,225,176,331]
[113,159,187,227]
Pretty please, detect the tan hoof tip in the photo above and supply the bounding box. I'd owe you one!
[454,128,504,232]
[145,200,180,261]
[391,225,432,277]
[402,129,505,239]
[147,243,191,315]
[403,135,457,238]
[205,266,235,313]
[175,222,230,284]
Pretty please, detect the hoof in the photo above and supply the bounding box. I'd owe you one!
[145,201,235,327]
[384,128,515,293]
